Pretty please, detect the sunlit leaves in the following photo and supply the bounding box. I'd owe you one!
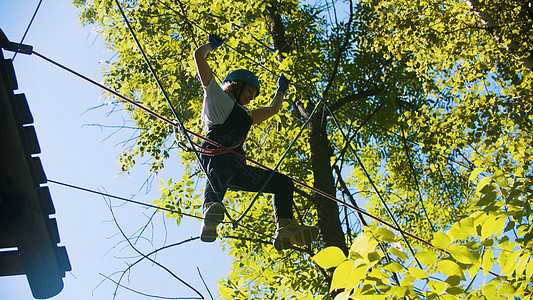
[75,0,533,298]
[313,246,347,269]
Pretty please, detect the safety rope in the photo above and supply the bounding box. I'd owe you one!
[30,49,441,252]
[47,179,201,220]
[47,179,274,242]
[6,5,460,257]
[12,0,42,61]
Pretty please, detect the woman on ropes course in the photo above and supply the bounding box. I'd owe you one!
[194,34,318,250]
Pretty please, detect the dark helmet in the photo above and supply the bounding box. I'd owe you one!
[223,69,260,97]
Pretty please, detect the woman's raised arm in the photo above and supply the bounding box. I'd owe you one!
[193,34,225,87]
[251,74,289,124]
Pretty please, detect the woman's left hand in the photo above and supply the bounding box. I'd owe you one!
[277,73,289,94]
[208,33,225,51]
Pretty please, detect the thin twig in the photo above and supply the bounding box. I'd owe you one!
[196,267,214,300]
[99,273,202,300]
[104,198,205,299]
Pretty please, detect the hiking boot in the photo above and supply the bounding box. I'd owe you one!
[273,219,319,250]
[200,202,225,242]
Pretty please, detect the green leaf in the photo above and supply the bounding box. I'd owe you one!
[448,245,478,265]
[446,286,463,295]
[432,231,452,249]
[330,259,355,292]
[477,177,492,192]
[437,259,464,278]
[350,233,378,259]
[428,281,447,294]
[449,217,475,240]
[367,251,382,263]
[476,190,498,206]
[389,247,408,260]
[498,282,516,296]
[347,263,368,290]
[501,250,521,277]
[526,259,533,280]
[333,290,351,300]
[469,167,485,181]
[383,261,403,273]
[482,249,493,276]
[415,250,438,266]
[481,216,506,240]
[408,267,427,279]
[472,211,488,227]
[313,246,347,269]
[516,253,529,276]
[376,227,396,242]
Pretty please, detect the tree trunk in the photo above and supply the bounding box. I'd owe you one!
[266,3,348,254]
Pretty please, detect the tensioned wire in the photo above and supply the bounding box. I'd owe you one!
[19,5,466,257]
[12,0,43,61]
[235,98,326,224]
[30,49,465,257]
[106,0,440,250]
[47,179,275,243]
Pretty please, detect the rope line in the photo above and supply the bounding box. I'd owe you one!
[23,4,454,256]
[12,0,43,61]
[49,178,278,246]
[48,179,202,221]
[324,103,425,269]
[31,50,447,255]
[48,179,274,241]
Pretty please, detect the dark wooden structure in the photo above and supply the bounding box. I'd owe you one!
[0,49,71,299]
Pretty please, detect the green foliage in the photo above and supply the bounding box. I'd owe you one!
[74,0,532,298]
[315,177,533,298]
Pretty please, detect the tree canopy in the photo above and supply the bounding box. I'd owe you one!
[74,0,532,298]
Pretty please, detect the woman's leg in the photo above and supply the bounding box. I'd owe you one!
[227,157,294,222]
[200,154,232,242]
[227,160,319,250]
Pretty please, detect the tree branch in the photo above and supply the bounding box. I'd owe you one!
[328,88,382,113]
[104,198,205,299]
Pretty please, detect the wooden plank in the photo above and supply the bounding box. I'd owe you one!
[0,250,25,276]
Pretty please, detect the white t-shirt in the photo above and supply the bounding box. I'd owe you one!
[201,77,251,131]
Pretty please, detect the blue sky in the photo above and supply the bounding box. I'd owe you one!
[1,1,230,299]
